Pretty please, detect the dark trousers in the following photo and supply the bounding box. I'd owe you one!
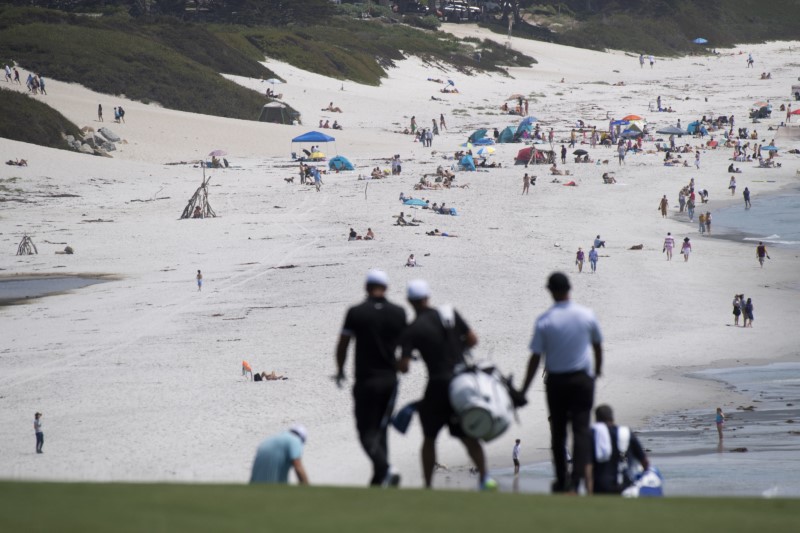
[546,371,594,491]
[36,432,44,453]
[354,377,397,485]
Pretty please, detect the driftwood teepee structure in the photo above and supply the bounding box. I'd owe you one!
[16,235,38,255]
[180,169,216,219]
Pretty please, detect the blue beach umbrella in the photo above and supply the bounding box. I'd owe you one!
[693,38,708,44]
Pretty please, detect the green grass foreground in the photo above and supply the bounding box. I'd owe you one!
[0,482,798,533]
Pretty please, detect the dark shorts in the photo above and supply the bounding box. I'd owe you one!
[513,459,520,466]
[353,376,397,434]
[419,378,462,439]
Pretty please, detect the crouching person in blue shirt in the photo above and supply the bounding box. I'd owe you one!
[250,424,309,485]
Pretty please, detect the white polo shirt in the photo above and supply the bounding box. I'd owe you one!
[529,301,603,376]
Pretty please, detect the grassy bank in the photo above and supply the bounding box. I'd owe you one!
[0,88,81,151]
[482,0,800,56]
[219,17,535,87]
[0,7,272,121]
[0,481,798,532]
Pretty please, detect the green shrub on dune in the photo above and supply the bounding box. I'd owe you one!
[0,88,81,150]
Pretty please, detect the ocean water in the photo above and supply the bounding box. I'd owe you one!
[493,363,800,497]
[712,190,800,247]
[0,276,106,304]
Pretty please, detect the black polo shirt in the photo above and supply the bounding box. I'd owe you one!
[341,296,407,381]
[401,307,470,380]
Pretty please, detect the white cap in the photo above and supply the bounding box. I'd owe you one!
[366,269,389,287]
[407,279,431,301]
[289,424,307,443]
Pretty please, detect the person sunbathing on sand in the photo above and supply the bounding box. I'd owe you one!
[5,159,28,166]
[321,102,342,113]
[254,371,288,381]
[426,229,458,237]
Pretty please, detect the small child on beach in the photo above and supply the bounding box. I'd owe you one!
[197,270,203,291]
[716,407,725,440]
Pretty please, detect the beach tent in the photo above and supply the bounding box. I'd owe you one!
[515,147,554,165]
[291,130,336,158]
[656,125,688,136]
[621,124,643,138]
[686,121,707,136]
[611,119,630,127]
[328,155,354,171]
[516,116,537,136]
[468,129,488,143]
[292,131,335,143]
[258,102,297,125]
[497,126,516,143]
[460,154,476,171]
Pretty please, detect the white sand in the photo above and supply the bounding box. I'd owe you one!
[1,28,799,489]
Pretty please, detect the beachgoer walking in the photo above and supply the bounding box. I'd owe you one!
[336,270,407,487]
[196,270,203,291]
[398,280,493,490]
[732,295,742,326]
[588,247,598,273]
[715,408,725,440]
[639,54,644,68]
[439,113,446,130]
[38,75,46,95]
[705,212,712,234]
[250,425,309,485]
[425,128,433,147]
[113,107,119,122]
[98,104,103,122]
[747,53,754,68]
[658,195,669,218]
[686,197,695,221]
[513,439,521,475]
[522,173,530,195]
[663,232,675,261]
[592,404,650,494]
[681,237,691,262]
[118,106,125,123]
[729,176,736,195]
[617,143,626,165]
[313,166,322,191]
[743,187,751,209]
[431,119,438,136]
[548,128,554,147]
[410,116,417,134]
[698,212,706,234]
[694,152,700,169]
[34,412,44,454]
[575,248,585,273]
[569,129,576,148]
[744,298,754,327]
[520,272,603,494]
[561,145,567,164]
[756,241,770,267]
[649,55,655,68]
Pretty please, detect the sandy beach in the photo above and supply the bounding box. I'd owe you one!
[1,26,799,490]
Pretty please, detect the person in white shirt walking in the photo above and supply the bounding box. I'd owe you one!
[513,439,521,475]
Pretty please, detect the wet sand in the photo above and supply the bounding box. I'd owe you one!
[493,362,800,497]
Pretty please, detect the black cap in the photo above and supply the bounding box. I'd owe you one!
[547,272,571,293]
